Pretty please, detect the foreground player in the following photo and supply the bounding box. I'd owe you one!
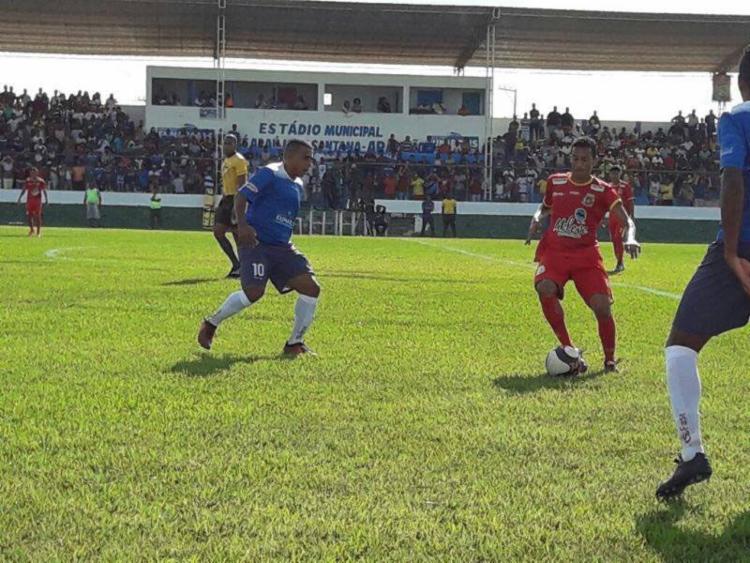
[606,165,635,274]
[198,140,320,356]
[525,137,640,373]
[16,167,47,236]
[656,47,750,500]
[215,134,248,278]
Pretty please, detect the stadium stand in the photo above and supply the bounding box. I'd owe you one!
[0,86,720,208]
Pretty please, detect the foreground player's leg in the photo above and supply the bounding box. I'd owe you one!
[536,280,572,348]
[283,273,321,356]
[198,286,262,350]
[34,212,42,237]
[657,329,713,499]
[589,293,617,371]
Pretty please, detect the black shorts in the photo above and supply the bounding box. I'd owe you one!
[673,241,750,336]
[443,214,456,225]
[215,195,236,227]
[239,243,314,294]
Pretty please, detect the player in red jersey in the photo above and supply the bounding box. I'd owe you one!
[606,165,635,274]
[17,167,48,236]
[525,137,641,373]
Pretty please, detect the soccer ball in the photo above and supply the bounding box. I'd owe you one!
[545,346,582,376]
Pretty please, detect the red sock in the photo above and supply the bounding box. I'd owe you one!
[613,238,624,264]
[540,295,572,347]
[597,314,616,362]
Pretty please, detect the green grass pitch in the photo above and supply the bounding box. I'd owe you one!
[3,226,750,560]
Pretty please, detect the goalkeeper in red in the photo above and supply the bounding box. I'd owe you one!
[525,137,641,373]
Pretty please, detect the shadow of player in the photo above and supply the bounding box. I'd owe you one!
[162,277,222,287]
[170,353,284,377]
[637,500,750,562]
[492,369,607,395]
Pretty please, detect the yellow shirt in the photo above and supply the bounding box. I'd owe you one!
[411,178,425,197]
[221,153,248,196]
[442,198,457,214]
[537,179,547,196]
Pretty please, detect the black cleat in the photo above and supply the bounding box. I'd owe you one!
[226,266,241,279]
[656,452,712,500]
[198,319,217,350]
[609,263,625,275]
[604,360,619,373]
[282,342,316,357]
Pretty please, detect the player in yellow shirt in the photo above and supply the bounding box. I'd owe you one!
[216,134,248,277]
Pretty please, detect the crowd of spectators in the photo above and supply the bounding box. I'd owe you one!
[0,85,723,209]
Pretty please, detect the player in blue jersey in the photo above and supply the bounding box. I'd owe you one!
[197,140,320,356]
[656,46,750,499]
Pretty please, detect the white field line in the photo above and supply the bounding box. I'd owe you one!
[411,239,682,301]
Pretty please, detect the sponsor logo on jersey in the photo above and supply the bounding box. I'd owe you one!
[590,183,605,192]
[553,215,589,239]
[569,191,580,195]
[582,193,596,207]
[574,208,587,223]
[275,214,295,228]
[552,177,568,185]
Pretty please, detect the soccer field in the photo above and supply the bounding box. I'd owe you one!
[3,226,750,561]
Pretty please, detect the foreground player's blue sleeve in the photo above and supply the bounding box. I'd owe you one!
[718,113,748,170]
[239,167,274,203]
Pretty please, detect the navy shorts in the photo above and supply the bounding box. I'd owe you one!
[673,241,750,336]
[239,243,314,294]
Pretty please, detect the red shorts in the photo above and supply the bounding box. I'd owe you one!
[534,246,612,303]
[26,200,42,216]
[608,217,624,242]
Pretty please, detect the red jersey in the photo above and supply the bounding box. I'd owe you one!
[25,178,46,202]
[611,181,634,203]
[541,173,620,252]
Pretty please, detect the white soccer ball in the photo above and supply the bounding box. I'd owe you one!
[545,346,582,376]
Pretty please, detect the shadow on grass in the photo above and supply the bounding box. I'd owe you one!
[318,270,482,285]
[492,369,607,395]
[170,353,283,377]
[637,500,750,562]
[162,277,222,287]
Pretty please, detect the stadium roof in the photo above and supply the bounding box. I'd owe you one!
[3,1,750,72]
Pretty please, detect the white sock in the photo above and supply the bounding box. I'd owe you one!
[665,345,704,461]
[207,290,251,327]
[289,294,318,344]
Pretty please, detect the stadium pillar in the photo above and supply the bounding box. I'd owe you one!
[214,0,227,196]
[483,10,498,201]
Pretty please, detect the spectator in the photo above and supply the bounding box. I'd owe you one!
[352,98,363,113]
[396,168,410,200]
[546,106,562,137]
[410,172,425,200]
[420,195,435,236]
[293,95,308,110]
[342,100,353,116]
[705,110,717,139]
[150,186,162,228]
[529,103,542,140]
[588,110,601,135]
[377,97,392,113]
[458,104,471,116]
[561,107,574,134]
[659,177,675,206]
[383,173,397,199]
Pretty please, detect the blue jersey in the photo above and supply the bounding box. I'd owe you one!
[717,101,750,242]
[238,162,303,246]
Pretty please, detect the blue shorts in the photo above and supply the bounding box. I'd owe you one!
[239,243,314,294]
[673,242,750,336]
